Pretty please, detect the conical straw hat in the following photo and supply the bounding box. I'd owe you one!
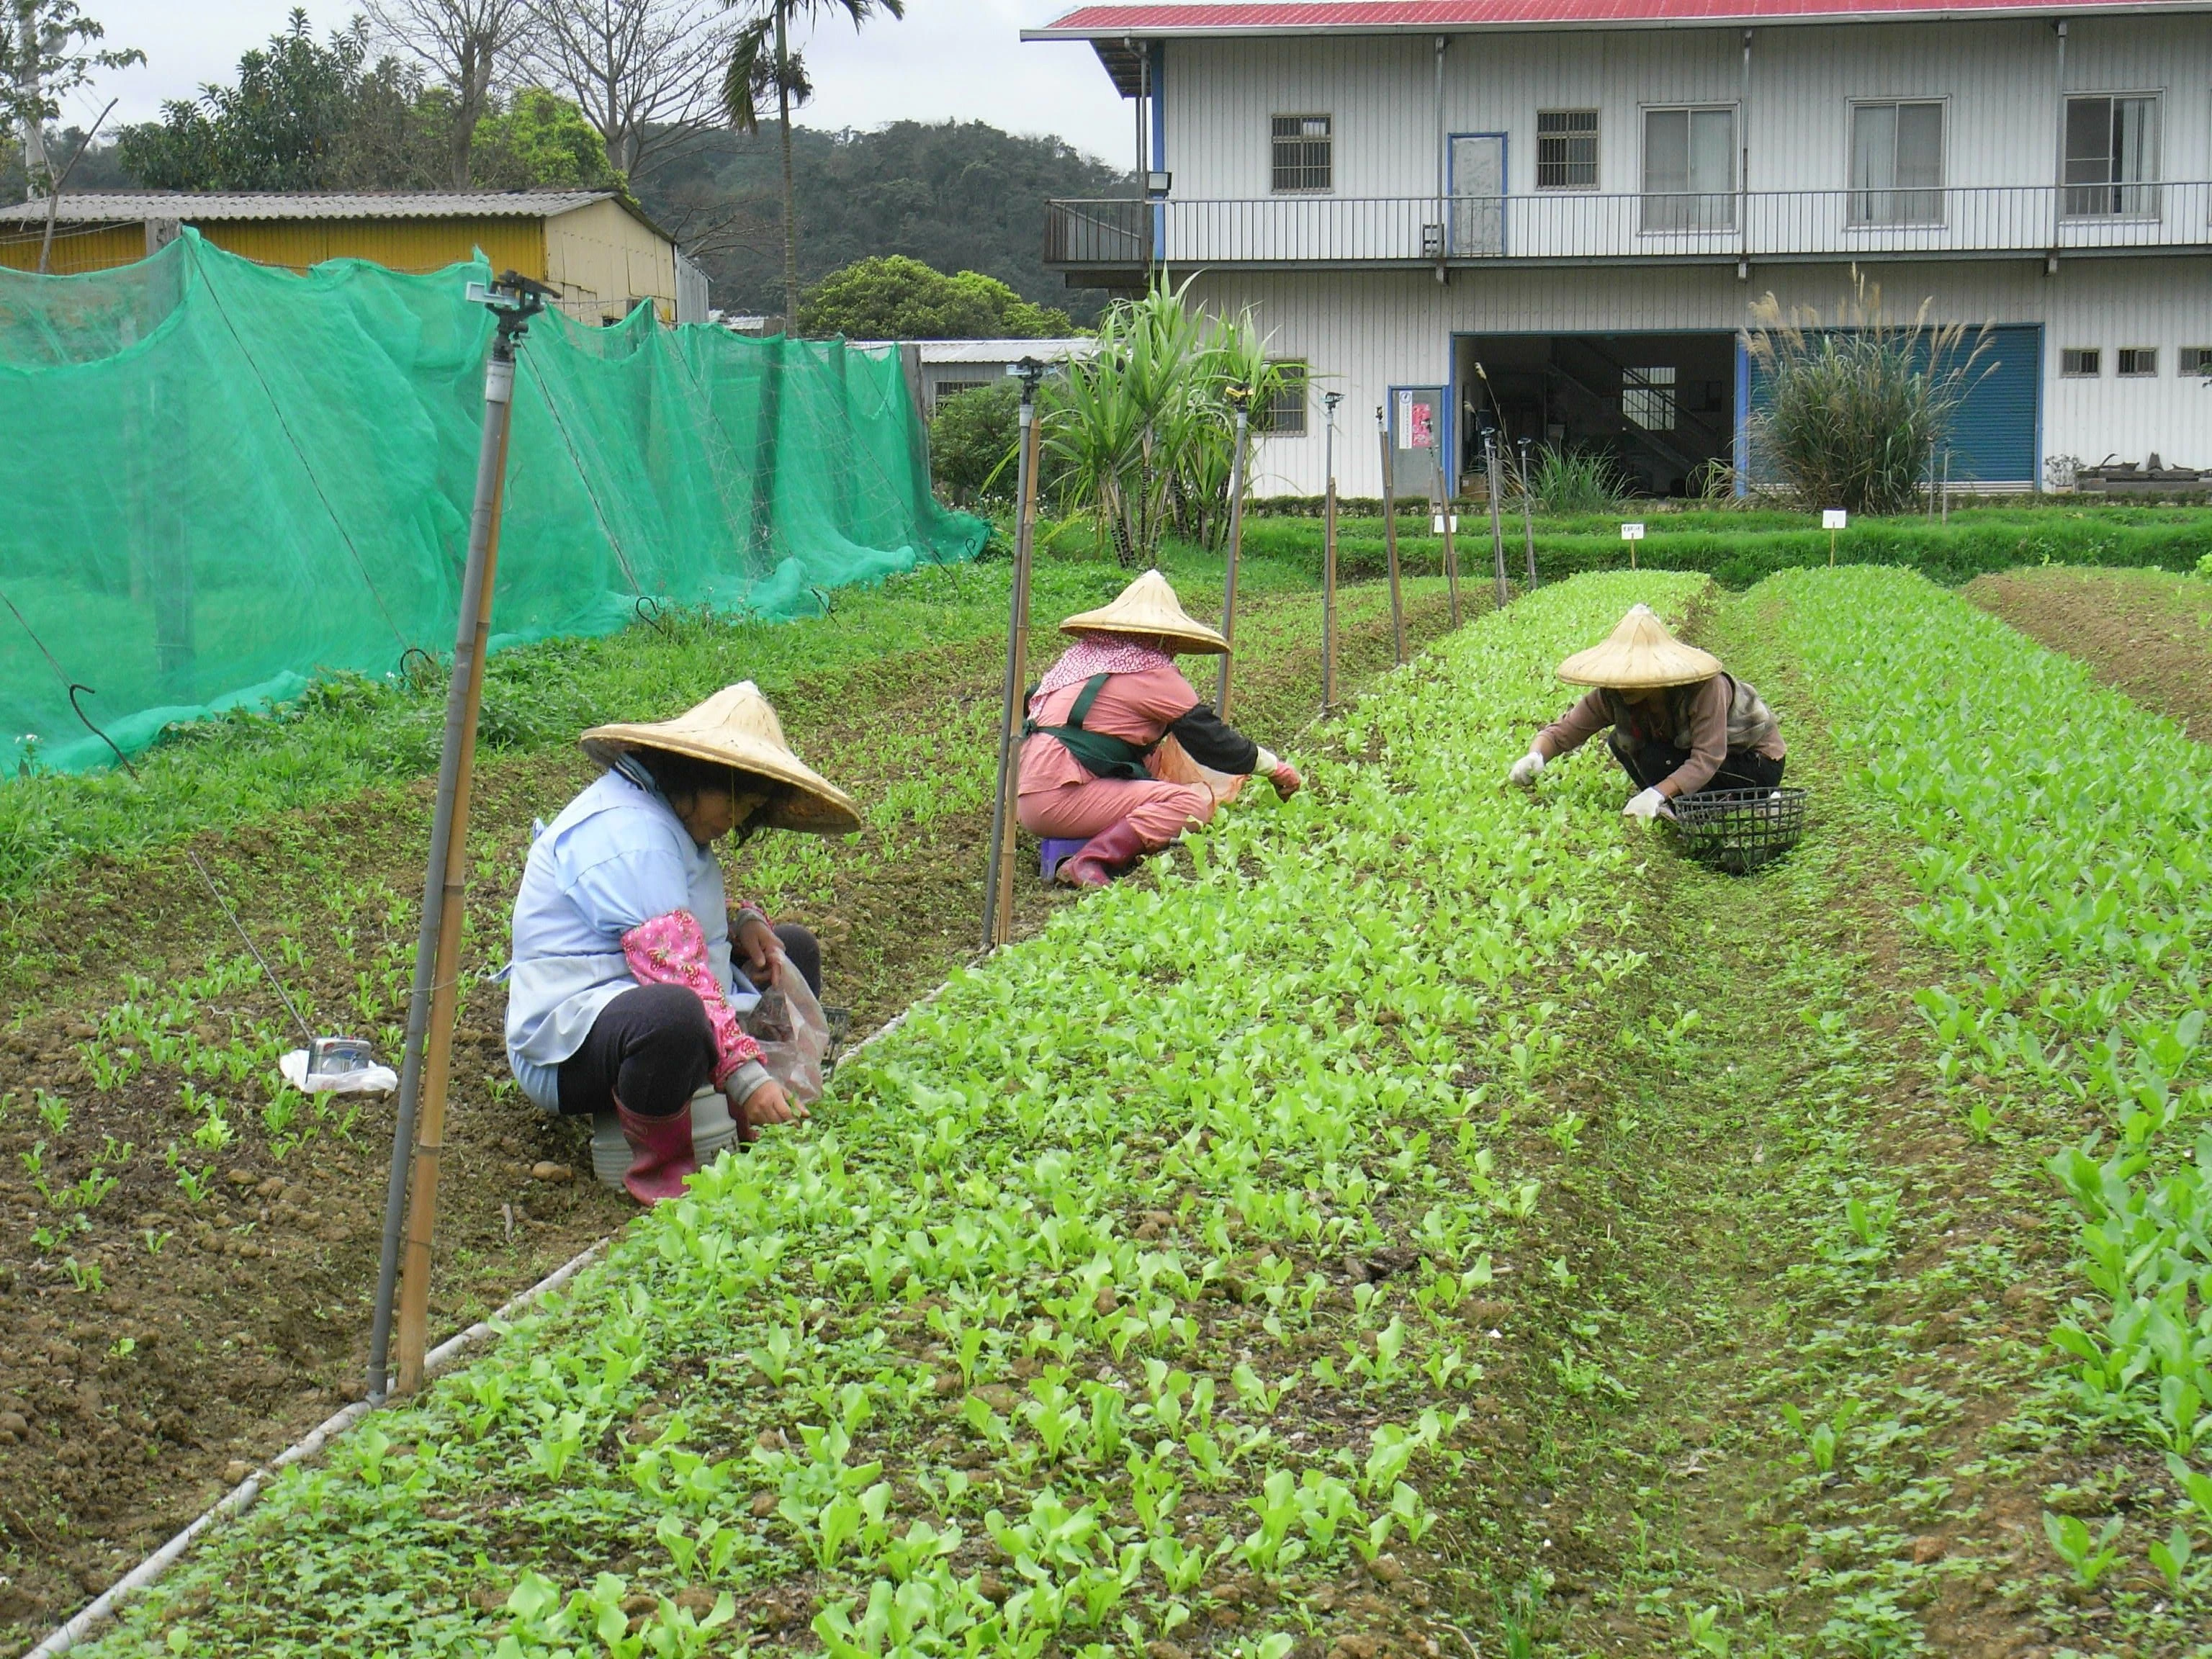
[1556,604,1722,690]
[1058,569,1229,655]
[580,680,862,835]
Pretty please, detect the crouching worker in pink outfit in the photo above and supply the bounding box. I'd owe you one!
[1017,570,1303,889]
[503,682,860,1205]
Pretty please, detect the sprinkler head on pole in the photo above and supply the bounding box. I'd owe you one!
[1009,356,1048,405]
[466,269,555,344]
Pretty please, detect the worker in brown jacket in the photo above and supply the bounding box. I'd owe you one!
[1508,604,1785,819]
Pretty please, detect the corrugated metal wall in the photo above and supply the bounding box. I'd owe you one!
[0,224,146,274]
[200,217,546,276]
[545,198,678,323]
[1164,16,2208,207]
[1195,258,2211,497]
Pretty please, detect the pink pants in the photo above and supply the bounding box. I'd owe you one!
[1017,777,1218,849]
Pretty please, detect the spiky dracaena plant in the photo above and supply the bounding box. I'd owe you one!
[1041,276,1290,565]
[1743,269,1989,516]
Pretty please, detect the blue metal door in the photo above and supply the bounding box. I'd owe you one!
[1743,323,2042,490]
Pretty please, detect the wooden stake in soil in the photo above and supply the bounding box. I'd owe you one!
[1321,391,1341,710]
[982,360,1046,948]
[1484,431,1510,608]
[1437,487,1462,629]
[1377,408,1406,665]
[1517,436,1539,589]
[371,273,550,1402]
[1214,395,1249,717]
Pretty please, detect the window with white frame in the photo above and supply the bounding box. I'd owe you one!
[1256,361,1309,435]
[2117,347,2159,377]
[2061,348,2102,377]
[2064,94,2160,217]
[1848,100,1943,225]
[1622,367,1678,431]
[1642,107,1735,231]
[1537,111,1599,189]
[1271,115,1333,193]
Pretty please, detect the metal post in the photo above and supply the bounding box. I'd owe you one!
[1377,408,1406,665]
[983,359,1046,948]
[370,273,550,1403]
[1215,395,1249,716]
[1322,391,1341,711]
[1517,435,1539,589]
[1485,431,1509,608]
[1941,448,1950,524]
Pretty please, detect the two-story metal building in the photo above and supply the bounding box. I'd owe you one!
[1027,0,2212,498]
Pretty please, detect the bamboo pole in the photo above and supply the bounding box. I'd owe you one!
[1321,392,1341,711]
[1485,432,1510,608]
[374,276,547,1401]
[1215,399,1249,717]
[1377,409,1405,665]
[983,363,1045,948]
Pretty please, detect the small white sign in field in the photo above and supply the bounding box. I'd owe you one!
[1620,523,1645,540]
[1822,509,1848,529]
[1431,513,1459,534]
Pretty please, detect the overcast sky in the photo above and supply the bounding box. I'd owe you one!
[73,0,1130,163]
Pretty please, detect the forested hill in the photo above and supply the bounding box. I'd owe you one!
[638,119,1131,325]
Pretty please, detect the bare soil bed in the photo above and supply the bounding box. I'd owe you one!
[0,578,1458,1650]
[1966,565,2212,737]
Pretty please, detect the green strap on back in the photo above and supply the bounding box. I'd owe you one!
[1022,673,1157,782]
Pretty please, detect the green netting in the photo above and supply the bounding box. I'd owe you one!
[0,230,987,774]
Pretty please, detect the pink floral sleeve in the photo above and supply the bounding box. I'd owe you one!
[620,909,764,1088]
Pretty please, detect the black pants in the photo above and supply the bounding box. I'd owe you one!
[556,922,821,1118]
[1609,733,1786,797]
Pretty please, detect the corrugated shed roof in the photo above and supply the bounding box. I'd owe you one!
[1030,0,2206,36]
[846,338,1100,364]
[0,190,616,225]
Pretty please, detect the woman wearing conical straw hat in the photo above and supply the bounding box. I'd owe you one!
[503,682,858,1205]
[1509,605,1786,817]
[1017,570,1304,888]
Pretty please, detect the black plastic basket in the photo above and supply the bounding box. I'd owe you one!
[1668,786,1809,874]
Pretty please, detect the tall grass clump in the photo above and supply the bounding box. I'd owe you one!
[1041,275,1291,567]
[1745,269,1987,516]
[1524,446,1627,513]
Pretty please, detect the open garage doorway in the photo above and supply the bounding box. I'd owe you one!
[1455,332,1736,499]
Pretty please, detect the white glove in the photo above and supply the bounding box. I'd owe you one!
[1624,787,1670,821]
[1508,750,1546,787]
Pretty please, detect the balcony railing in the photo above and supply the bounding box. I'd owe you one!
[1045,184,2212,269]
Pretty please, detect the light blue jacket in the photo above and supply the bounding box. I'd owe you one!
[503,769,763,1112]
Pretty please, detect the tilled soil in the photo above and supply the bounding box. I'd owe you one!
[1966,565,2212,737]
[0,577,1458,1652]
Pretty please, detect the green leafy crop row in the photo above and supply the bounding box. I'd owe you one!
[84,570,1707,1658]
[1775,567,2212,1604]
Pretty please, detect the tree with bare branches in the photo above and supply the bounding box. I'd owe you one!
[362,0,533,189]
[524,0,727,183]
[721,0,903,334]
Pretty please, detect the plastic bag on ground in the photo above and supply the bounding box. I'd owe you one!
[740,956,831,1107]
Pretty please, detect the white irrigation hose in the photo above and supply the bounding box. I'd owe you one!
[22,1236,608,1658]
[21,994,934,1658]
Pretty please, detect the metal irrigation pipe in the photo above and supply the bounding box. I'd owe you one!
[1321,391,1341,711]
[368,271,550,1403]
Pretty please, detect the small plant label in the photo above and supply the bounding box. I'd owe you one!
[1822,509,1848,529]
[1620,523,1645,541]
[1431,513,1459,534]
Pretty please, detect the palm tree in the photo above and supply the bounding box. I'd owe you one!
[722,0,904,335]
